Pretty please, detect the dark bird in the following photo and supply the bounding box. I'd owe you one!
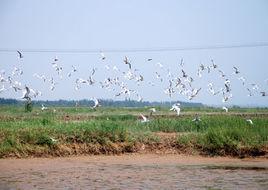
[233,66,240,74]
[124,56,131,69]
[17,51,23,59]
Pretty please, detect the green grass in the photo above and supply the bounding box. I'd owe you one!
[0,106,267,157]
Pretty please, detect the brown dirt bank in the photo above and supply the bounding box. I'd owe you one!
[3,134,268,159]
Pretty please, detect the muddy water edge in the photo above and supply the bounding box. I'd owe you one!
[0,154,267,190]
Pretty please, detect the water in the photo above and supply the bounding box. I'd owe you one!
[0,155,267,190]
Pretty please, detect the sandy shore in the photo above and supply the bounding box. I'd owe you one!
[1,154,268,189]
[1,154,268,168]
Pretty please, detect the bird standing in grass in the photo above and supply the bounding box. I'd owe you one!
[192,114,201,122]
[41,104,48,111]
[140,114,149,123]
[149,108,156,116]
[246,119,253,125]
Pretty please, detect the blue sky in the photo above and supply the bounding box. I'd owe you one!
[0,0,268,106]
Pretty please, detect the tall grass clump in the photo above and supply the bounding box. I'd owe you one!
[199,124,268,156]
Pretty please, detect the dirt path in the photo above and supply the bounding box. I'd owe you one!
[0,154,268,190]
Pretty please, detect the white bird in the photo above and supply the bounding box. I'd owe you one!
[67,65,77,77]
[50,137,57,143]
[33,73,46,82]
[188,88,201,100]
[140,114,149,123]
[199,64,205,71]
[72,65,77,72]
[41,104,48,111]
[222,92,232,103]
[12,67,23,76]
[246,119,253,125]
[21,86,31,101]
[112,66,119,72]
[208,87,220,96]
[104,65,110,70]
[179,58,184,67]
[211,59,217,69]
[148,81,155,86]
[247,88,253,97]
[251,83,259,91]
[0,85,7,93]
[206,66,211,73]
[137,94,143,102]
[149,108,156,116]
[222,106,228,112]
[218,70,226,78]
[197,69,202,78]
[100,51,106,60]
[192,114,201,122]
[170,103,181,116]
[155,72,163,82]
[30,88,42,98]
[91,97,100,109]
[156,62,163,68]
[238,77,246,86]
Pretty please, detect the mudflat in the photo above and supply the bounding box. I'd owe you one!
[0,154,267,190]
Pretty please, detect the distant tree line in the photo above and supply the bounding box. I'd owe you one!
[0,98,204,108]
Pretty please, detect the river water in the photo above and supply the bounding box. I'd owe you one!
[0,154,267,190]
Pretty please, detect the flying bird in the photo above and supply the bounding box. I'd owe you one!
[124,56,131,69]
[156,62,163,68]
[21,86,31,101]
[91,97,100,109]
[179,58,184,67]
[247,88,253,97]
[181,69,187,78]
[54,56,58,62]
[17,51,23,59]
[222,106,228,112]
[233,67,240,74]
[260,91,268,97]
[218,70,226,78]
[211,59,217,69]
[238,77,246,86]
[100,51,106,60]
[170,103,181,116]
[0,85,6,93]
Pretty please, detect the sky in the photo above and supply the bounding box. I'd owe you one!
[0,0,268,106]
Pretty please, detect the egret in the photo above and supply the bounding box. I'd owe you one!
[140,114,149,123]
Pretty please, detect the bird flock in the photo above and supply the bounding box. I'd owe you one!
[0,51,267,124]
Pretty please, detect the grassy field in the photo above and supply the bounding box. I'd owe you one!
[0,106,268,158]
